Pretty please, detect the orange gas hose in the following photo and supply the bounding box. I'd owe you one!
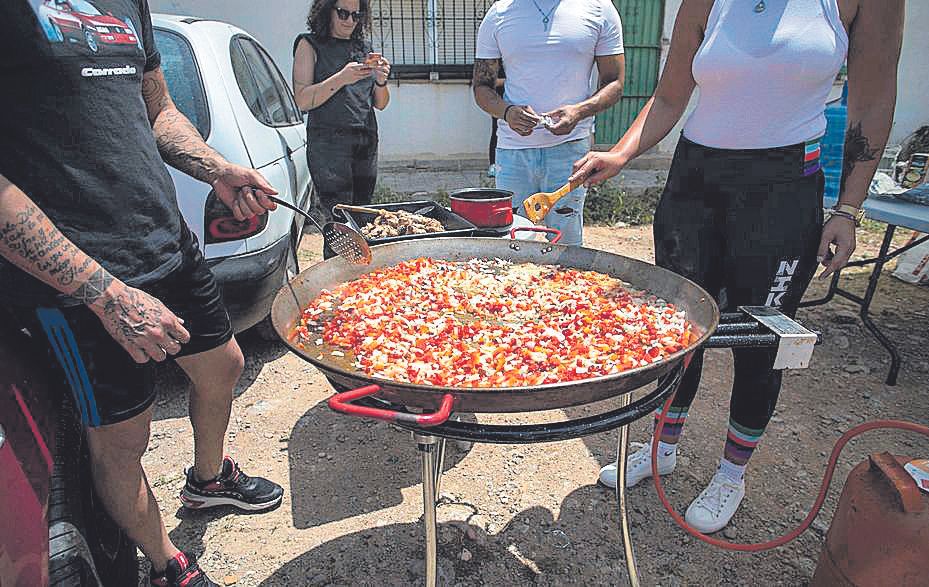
[651,393,929,551]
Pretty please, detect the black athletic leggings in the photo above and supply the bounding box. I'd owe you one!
[307,127,378,222]
[655,135,824,433]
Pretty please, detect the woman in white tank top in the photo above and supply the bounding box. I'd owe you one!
[572,0,903,533]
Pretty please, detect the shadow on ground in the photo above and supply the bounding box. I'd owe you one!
[286,402,475,529]
[257,485,635,586]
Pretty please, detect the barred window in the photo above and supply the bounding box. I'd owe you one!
[372,0,494,79]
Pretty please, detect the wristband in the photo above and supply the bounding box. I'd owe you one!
[833,203,860,216]
[828,210,858,224]
[375,80,387,87]
[502,104,515,123]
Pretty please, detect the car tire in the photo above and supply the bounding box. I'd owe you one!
[48,396,138,587]
[254,232,300,343]
[83,28,98,53]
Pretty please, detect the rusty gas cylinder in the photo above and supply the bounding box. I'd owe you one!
[812,452,929,586]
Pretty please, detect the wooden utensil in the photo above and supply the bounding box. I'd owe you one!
[332,204,387,215]
[522,179,583,223]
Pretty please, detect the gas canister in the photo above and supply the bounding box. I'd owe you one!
[812,452,929,586]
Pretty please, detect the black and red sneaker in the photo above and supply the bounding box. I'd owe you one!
[150,551,217,587]
[180,456,283,512]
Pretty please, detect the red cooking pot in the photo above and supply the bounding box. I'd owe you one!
[449,188,514,229]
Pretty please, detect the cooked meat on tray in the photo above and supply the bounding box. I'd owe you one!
[360,210,445,239]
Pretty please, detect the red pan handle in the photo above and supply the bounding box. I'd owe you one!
[510,226,563,243]
[327,384,455,427]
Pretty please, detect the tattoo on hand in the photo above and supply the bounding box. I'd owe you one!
[101,287,164,344]
[71,267,114,305]
[840,121,879,195]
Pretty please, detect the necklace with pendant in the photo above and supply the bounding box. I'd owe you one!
[754,0,766,13]
[529,0,559,30]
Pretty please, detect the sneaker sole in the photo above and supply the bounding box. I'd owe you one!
[179,490,282,512]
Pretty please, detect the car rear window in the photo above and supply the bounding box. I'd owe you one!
[154,28,211,139]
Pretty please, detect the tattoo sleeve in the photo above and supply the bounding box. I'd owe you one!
[472,59,507,118]
[839,121,879,196]
[0,180,114,305]
[472,58,499,90]
[142,68,224,184]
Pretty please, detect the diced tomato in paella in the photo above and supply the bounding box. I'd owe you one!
[294,258,692,388]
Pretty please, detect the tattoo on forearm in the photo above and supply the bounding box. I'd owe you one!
[155,109,222,184]
[71,267,114,305]
[0,201,109,297]
[840,121,879,194]
[143,70,222,184]
[472,59,499,89]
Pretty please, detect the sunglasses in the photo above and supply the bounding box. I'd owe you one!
[334,7,364,22]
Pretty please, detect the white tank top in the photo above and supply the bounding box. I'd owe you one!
[682,0,848,149]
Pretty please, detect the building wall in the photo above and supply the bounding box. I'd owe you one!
[149,0,492,162]
[151,0,927,160]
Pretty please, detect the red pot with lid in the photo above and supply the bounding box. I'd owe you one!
[449,188,514,229]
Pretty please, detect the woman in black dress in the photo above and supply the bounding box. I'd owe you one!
[292,0,390,220]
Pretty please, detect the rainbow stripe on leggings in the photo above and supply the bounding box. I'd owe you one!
[654,407,689,444]
[724,420,765,466]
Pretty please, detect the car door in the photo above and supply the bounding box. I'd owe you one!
[250,41,311,211]
[227,35,303,253]
[231,37,309,208]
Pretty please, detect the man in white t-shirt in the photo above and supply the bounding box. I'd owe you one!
[473,0,625,245]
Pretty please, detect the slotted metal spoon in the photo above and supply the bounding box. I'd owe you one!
[267,195,371,265]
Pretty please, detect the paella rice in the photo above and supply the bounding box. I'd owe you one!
[293,257,693,387]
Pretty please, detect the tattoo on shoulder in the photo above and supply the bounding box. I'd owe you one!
[472,59,500,88]
[841,121,879,193]
[71,267,114,305]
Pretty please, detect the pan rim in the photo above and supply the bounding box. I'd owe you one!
[272,237,720,395]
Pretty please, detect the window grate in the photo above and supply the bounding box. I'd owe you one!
[372,0,494,78]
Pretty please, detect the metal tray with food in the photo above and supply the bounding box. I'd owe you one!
[336,201,477,244]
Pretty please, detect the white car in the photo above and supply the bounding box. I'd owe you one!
[153,15,311,335]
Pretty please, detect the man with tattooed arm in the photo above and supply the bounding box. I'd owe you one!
[472,0,625,246]
[0,2,283,585]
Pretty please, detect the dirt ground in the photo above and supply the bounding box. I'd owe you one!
[141,224,929,586]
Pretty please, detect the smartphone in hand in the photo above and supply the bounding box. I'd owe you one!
[364,52,382,66]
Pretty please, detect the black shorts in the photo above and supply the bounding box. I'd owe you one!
[5,231,233,428]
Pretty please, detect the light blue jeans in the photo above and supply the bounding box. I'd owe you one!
[494,138,590,246]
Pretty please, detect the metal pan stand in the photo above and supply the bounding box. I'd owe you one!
[346,308,818,587]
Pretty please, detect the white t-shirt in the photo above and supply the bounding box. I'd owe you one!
[476,0,624,150]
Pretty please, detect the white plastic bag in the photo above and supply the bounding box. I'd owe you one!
[893,238,929,285]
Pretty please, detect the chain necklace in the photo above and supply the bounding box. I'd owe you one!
[754,0,766,13]
[529,0,559,30]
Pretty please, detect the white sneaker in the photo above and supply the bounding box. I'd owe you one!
[598,440,677,489]
[684,469,746,533]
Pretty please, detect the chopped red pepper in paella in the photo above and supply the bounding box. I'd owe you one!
[293,257,693,388]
